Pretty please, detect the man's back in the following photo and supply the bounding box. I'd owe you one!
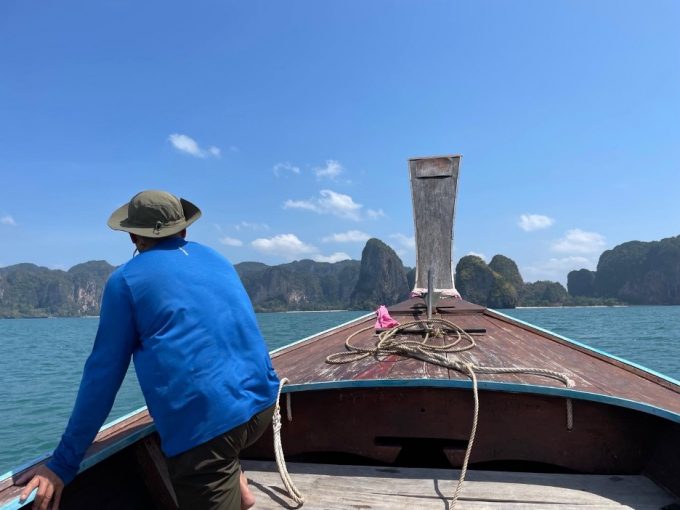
[114,237,279,455]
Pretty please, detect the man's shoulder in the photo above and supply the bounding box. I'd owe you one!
[104,263,130,288]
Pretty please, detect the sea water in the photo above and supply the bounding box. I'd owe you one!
[1,307,679,474]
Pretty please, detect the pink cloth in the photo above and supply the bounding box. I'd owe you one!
[375,305,399,330]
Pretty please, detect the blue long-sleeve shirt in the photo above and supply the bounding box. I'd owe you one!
[47,237,280,484]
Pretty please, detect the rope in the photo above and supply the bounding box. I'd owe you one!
[272,378,305,505]
[325,318,574,508]
[451,363,478,507]
[326,318,477,365]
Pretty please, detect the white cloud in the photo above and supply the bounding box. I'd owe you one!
[273,162,300,177]
[234,221,270,232]
[518,214,555,232]
[390,233,415,249]
[219,236,243,247]
[366,208,386,220]
[314,159,343,180]
[522,256,595,284]
[322,230,370,243]
[1,215,16,226]
[552,229,606,254]
[252,234,317,260]
[313,252,351,263]
[168,133,220,159]
[284,189,364,221]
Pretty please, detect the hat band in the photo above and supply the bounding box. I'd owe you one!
[123,216,185,229]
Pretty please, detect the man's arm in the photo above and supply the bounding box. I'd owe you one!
[20,271,138,508]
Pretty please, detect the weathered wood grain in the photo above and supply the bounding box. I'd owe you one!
[242,387,662,474]
[240,461,676,509]
[270,298,680,421]
[409,155,460,292]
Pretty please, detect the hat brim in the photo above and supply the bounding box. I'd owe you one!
[107,198,202,237]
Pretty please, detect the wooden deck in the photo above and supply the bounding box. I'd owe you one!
[271,298,680,421]
[241,460,677,509]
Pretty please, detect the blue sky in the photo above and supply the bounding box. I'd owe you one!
[1,1,679,286]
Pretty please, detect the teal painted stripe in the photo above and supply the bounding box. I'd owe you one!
[0,409,156,510]
[269,312,373,355]
[78,423,155,471]
[97,405,148,430]
[0,421,156,510]
[280,378,680,424]
[488,308,680,387]
[0,453,51,486]
[0,406,152,485]
[1,492,35,510]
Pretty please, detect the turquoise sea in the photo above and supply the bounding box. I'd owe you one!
[1,306,679,475]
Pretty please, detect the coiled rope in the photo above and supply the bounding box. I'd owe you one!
[325,317,574,508]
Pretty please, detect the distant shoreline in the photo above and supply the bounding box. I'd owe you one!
[283,309,350,314]
[514,305,629,309]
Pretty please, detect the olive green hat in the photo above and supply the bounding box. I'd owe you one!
[107,190,202,237]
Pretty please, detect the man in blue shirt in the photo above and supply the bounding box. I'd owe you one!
[20,190,280,510]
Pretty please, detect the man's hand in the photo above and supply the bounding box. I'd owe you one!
[17,465,64,510]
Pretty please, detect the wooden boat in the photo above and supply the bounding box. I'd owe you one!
[2,155,679,509]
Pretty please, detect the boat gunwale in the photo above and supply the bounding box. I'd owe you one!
[269,312,373,357]
[0,407,155,510]
[486,308,680,391]
[277,377,680,424]
[267,303,680,424]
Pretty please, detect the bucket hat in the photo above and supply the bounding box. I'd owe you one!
[107,190,202,237]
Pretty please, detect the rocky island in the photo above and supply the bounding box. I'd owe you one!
[1,235,679,318]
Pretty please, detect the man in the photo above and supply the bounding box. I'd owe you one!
[19,190,280,510]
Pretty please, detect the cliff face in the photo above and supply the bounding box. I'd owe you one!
[0,239,411,317]
[455,255,574,308]
[564,235,680,305]
[567,269,596,297]
[237,239,412,312]
[455,255,518,308]
[235,259,361,312]
[5,233,679,317]
[520,281,569,307]
[591,236,680,304]
[0,261,114,318]
[349,238,410,310]
[488,254,524,293]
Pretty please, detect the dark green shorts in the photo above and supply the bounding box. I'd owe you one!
[167,404,275,510]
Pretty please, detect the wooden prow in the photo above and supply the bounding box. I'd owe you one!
[409,155,461,298]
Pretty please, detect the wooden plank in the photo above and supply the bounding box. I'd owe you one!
[481,312,680,414]
[487,309,680,393]
[270,297,680,423]
[0,410,154,506]
[409,155,460,292]
[240,461,677,509]
[242,387,661,474]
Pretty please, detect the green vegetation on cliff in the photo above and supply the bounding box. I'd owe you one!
[456,255,518,308]
[2,234,678,317]
[455,255,621,308]
[586,236,680,304]
[235,259,361,312]
[0,261,114,318]
[349,239,410,310]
